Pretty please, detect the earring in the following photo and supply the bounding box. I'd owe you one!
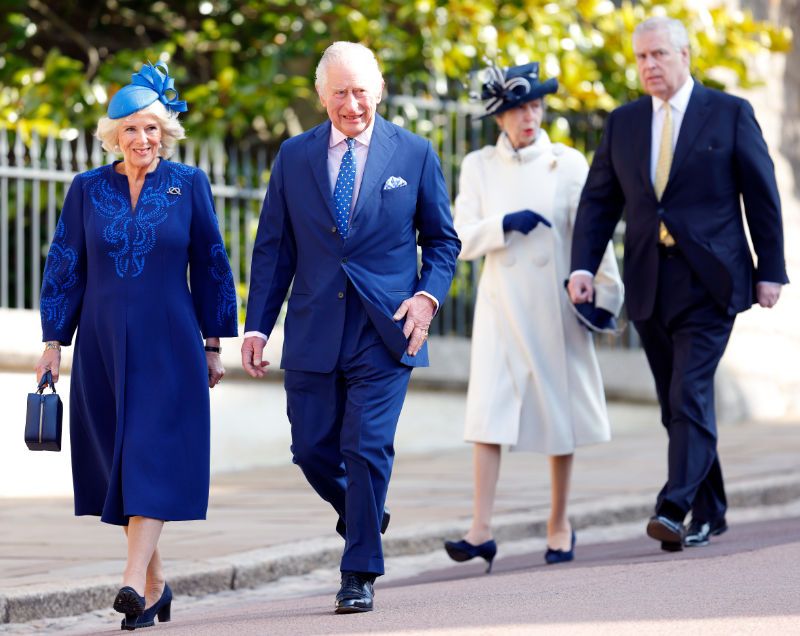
[113,144,120,152]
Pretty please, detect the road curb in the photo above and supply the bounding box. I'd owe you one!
[3,472,799,624]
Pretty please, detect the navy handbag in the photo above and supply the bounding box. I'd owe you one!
[25,370,63,451]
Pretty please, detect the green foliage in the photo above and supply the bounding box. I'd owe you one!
[0,0,791,143]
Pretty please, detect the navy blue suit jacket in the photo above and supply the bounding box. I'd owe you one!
[245,114,460,371]
[572,81,788,321]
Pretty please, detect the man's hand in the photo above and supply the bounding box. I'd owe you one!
[241,336,270,378]
[756,281,782,308]
[502,210,552,235]
[393,295,435,356]
[568,272,594,304]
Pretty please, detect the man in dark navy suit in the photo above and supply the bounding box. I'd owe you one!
[241,42,460,611]
[568,17,788,551]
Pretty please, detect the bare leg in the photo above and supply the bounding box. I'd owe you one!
[464,443,501,545]
[121,516,165,601]
[547,453,574,550]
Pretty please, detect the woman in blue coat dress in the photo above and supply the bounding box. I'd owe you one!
[34,62,238,630]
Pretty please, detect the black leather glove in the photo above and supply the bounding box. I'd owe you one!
[502,210,552,235]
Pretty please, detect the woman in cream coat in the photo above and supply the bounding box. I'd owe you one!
[444,62,623,570]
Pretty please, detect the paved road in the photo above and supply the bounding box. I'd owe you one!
[9,511,798,635]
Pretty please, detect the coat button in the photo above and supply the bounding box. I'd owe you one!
[331,226,337,233]
[341,257,348,264]
[337,291,344,299]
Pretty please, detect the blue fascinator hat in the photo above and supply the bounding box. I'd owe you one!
[472,61,558,119]
[107,61,188,119]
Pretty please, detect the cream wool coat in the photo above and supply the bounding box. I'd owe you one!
[455,131,623,454]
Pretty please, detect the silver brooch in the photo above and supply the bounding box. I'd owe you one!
[167,186,182,195]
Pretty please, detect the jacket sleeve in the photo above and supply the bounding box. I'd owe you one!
[566,150,624,316]
[413,141,461,306]
[453,152,506,261]
[734,99,789,284]
[244,149,298,336]
[188,169,239,338]
[40,174,88,345]
[571,111,627,275]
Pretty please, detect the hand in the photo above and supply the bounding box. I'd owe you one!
[568,273,594,304]
[35,348,61,384]
[502,209,552,235]
[241,336,270,378]
[393,295,435,357]
[206,350,225,388]
[756,281,782,308]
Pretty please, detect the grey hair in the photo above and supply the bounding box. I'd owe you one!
[634,16,690,52]
[315,41,384,95]
[95,101,186,158]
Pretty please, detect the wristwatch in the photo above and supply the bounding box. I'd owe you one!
[204,345,221,353]
[44,341,61,352]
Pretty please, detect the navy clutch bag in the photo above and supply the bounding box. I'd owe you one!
[25,370,63,452]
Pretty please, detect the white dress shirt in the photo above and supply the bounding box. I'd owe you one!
[649,76,694,186]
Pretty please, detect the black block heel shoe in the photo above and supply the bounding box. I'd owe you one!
[544,531,576,565]
[444,538,497,573]
[113,586,145,631]
[132,583,173,629]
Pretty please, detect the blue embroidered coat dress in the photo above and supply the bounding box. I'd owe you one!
[40,160,238,525]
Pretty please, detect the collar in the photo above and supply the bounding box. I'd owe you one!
[496,128,552,164]
[329,117,376,149]
[651,76,694,115]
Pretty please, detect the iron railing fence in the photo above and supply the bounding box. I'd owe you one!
[0,95,635,346]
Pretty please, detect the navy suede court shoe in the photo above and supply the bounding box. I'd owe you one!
[113,586,145,631]
[129,583,172,629]
[544,531,576,565]
[444,538,497,573]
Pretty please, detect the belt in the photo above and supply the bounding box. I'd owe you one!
[658,243,680,258]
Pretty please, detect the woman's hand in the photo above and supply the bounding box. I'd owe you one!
[206,339,225,388]
[35,347,62,384]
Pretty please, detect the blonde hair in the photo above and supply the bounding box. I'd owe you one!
[95,101,186,158]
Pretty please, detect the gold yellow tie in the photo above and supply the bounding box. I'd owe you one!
[655,103,676,246]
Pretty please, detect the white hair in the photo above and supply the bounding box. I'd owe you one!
[315,41,384,95]
[634,16,690,52]
[95,101,186,158]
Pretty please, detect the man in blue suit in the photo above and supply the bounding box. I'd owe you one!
[568,17,787,551]
[241,42,460,612]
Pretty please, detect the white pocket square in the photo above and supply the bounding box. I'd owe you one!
[383,176,408,191]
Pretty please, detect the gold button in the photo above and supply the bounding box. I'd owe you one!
[337,292,344,299]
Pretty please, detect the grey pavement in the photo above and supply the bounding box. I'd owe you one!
[2,395,800,626]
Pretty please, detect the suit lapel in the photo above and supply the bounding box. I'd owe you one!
[633,98,654,197]
[306,120,338,223]
[669,81,711,183]
[351,115,398,225]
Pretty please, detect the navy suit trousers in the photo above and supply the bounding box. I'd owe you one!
[284,282,411,576]
[634,248,734,524]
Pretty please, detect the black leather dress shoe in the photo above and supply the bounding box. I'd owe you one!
[646,515,685,551]
[334,572,374,614]
[684,517,728,547]
[336,508,390,539]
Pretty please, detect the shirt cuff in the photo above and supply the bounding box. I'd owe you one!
[569,270,595,280]
[415,291,440,315]
[244,330,268,343]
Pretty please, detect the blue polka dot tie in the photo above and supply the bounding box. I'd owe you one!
[333,137,356,239]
